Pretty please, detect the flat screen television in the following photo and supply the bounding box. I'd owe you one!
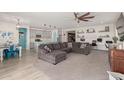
[36,35,41,38]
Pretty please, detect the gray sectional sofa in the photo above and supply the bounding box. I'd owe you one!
[38,42,91,65]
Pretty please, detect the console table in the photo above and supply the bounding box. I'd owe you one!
[109,49,124,73]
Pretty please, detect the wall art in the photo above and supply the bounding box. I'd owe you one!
[86,28,95,33]
[77,30,84,34]
[99,26,110,32]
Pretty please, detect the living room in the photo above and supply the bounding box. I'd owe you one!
[1,0,124,93]
[0,12,124,80]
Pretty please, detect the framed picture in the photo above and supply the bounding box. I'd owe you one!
[77,35,81,38]
[36,35,41,38]
[80,38,85,41]
[86,28,95,33]
[77,30,84,34]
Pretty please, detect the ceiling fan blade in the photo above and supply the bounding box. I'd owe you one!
[82,16,95,19]
[74,12,78,19]
[81,19,89,21]
[16,18,20,25]
[78,12,90,18]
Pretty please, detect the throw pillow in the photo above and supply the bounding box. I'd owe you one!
[62,42,67,48]
[59,43,63,48]
[68,43,72,48]
[44,45,52,53]
[80,43,86,48]
[41,49,49,54]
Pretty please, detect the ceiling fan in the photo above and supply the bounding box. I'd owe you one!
[74,12,95,23]
[15,18,21,29]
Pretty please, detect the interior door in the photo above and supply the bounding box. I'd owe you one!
[19,28,27,49]
[68,31,76,42]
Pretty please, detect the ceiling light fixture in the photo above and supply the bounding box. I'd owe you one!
[41,24,57,30]
[16,18,21,29]
[44,24,46,26]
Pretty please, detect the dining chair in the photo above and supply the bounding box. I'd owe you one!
[6,44,18,59]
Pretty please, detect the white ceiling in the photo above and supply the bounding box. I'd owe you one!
[0,12,121,29]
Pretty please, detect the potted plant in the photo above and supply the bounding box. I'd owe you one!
[112,36,118,43]
[112,36,118,49]
[120,35,124,49]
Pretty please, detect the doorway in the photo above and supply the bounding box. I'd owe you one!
[19,28,27,49]
[67,31,76,42]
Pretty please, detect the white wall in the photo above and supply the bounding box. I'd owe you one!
[76,24,116,43]
[0,21,19,44]
[0,21,31,50]
[62,29,68,42]
[30,28,58,43]
[52,29,59,42]
[62,24,117,50]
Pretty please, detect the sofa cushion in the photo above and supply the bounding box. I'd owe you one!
[39,44,46,49]
[52,43,61,50]
[61,42,68,48]
[40,49,49,54]
[46,50,66,60]
[61,48,72,53]
[47,44,54,50]
[59,43,64,48]
[68,42,72,48]
[58,43,64,49]
[72,42,81,48]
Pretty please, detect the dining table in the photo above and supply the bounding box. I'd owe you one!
[0,45,22,63]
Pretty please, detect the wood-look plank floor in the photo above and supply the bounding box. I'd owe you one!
[0,51,50,80]
[0,50,110,80]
